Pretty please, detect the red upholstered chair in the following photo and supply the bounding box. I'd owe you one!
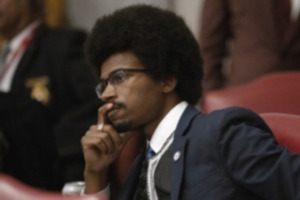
[0,174,106,200]
[201,71,300,114]
[260,112,300,153]
[112,131,143,187]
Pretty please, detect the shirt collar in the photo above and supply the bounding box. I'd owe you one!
[149,101,188,154]
[9,20,41,52]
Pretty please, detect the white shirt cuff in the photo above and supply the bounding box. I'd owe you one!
[81,184,110,199]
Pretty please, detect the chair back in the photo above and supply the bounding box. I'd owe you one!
[112,131,143,187]
[260,113,300,153]
[201,72,300,114]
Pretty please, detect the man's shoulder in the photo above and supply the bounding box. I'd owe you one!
[44,26,86,43]
[189,106,268,133]
[179,105,264,130]
[34,24,87,45]
[201,107,262,122]
[184,107,272,149]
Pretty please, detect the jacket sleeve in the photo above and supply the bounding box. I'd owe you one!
[215,108,300,200]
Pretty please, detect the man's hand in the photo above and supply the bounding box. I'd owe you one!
[81,103,132,194]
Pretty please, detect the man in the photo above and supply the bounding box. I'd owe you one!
[0,0,100,190]
[81,5,300,200]
[199,0,300,92]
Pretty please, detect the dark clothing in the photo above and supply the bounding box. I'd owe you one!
[199,0,300,92]
[0,130,8,171]
[0,24,101,190]
[120,106,300,200]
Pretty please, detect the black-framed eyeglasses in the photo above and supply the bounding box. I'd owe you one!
[95,68,147,98]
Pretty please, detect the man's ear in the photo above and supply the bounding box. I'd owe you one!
[161,76,177,93]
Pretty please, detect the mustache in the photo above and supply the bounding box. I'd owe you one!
[111,102,125,109]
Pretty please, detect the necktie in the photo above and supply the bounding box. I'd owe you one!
[0,43,10,71]
[275,0,291,38]
[134,147,155,200]
[146,147,155,160]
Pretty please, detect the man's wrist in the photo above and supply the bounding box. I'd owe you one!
[81,184,110,199]
[84,169,109,194]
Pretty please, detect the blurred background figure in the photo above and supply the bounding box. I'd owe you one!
[0,131,8,172]
[0,0,100,190]
[199,0,300,93]
[0,0,64,44]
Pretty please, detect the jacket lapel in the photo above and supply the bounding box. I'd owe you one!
[171,105,200,200]
[11,24,47,91]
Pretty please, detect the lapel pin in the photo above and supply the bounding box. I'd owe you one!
[173,151,181,162]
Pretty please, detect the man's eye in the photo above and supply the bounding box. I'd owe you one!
[111,72,126,84]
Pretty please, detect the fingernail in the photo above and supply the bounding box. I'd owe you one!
[106,103,113,109]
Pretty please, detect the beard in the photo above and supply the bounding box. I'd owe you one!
[111,119,132,133]
[108,101,132,133]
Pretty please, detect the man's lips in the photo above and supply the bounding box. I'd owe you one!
[108,107,118,115]
[107,108,123,122]
[107,102,125,119]
[112,102,124,109]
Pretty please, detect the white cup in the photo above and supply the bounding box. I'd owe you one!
[62,181,85,195]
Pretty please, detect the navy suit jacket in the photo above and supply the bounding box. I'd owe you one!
[119,105,300,200]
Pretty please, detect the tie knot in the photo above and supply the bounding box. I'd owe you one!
[146,146,155,160]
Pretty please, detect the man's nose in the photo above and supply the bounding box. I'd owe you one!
[100,83,116,102]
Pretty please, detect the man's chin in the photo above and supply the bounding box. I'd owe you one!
[110,119,132,133]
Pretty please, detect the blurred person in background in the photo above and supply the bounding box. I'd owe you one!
[0,0,100,190]
[0,131,8,171]
[199,0,300,93]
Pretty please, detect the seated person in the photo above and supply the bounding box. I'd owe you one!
[81,5,300,200]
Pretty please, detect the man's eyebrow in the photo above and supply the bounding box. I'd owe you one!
[100,69,122,80]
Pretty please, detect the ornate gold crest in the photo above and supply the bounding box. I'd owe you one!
[26,76,50,105]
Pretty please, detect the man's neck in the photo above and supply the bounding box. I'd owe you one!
[144,98,183,140]
[149,101,188,153]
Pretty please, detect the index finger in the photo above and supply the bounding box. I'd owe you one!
[97,103,114,125]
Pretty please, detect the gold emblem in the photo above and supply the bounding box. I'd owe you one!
[26,76,50,105]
